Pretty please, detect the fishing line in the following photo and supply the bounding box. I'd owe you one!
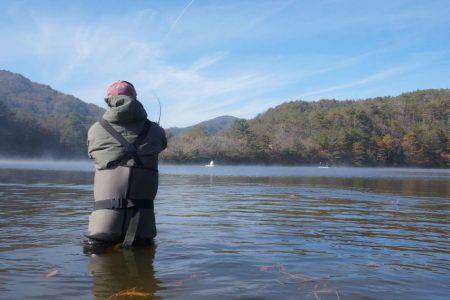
[148,0,195,125]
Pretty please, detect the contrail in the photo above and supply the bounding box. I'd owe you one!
[163,0,195,42]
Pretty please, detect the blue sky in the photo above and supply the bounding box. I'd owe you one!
[1,0,449,127]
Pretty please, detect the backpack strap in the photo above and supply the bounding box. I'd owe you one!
[133,120,151,148]
[99,119,152,168]
[122,208,141,248]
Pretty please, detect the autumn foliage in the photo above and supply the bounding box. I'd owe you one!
[162,89,449,167]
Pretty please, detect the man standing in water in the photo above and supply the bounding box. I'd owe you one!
[86,81,166,247]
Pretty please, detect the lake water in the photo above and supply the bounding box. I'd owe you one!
[0,161,449,299]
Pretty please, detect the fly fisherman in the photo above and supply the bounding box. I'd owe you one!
[86,81,167,247]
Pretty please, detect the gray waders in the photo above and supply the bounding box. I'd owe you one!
[87,119,158,248]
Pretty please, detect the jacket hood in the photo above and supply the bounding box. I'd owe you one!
[103,95,147,124]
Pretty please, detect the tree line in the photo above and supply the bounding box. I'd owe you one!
[161,89,449,167]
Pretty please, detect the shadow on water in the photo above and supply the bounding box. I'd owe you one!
[85,244,162,300]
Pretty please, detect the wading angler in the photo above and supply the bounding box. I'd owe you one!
[86,81,167,247]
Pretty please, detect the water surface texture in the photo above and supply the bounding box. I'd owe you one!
[0,162,449,299]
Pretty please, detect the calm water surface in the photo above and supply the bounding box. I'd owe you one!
[0,161,449,299]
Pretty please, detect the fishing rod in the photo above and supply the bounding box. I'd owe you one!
[150,89,162,125]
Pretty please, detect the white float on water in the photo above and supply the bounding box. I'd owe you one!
[205,160,215,167]
[318,162,330,168]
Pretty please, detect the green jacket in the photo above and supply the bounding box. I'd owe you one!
[87,95,167,170]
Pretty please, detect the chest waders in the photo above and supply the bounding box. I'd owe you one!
[87,118,158,248]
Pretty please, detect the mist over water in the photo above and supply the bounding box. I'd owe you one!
[0,161,449,299]
[0,159,448,179]
[0,159,93,171]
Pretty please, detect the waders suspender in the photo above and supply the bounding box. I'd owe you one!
[99,119,151,167]
[99,118,152,248]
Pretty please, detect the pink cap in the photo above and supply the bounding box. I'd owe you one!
[106,81,137,98]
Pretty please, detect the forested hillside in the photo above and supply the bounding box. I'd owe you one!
[168,116,238,137]
[0,70,104,157]
[1,70,448,167]
[162,89,449,167]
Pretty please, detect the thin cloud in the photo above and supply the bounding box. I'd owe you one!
[2,1,448,127]
[298,66,408,99]
[162,0,195,42]
[189,51,227,73]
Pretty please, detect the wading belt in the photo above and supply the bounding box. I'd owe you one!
[98,118,153,248]
[93,198,154,210]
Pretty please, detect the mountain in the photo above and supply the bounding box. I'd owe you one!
[167,115,239,137]
[162,89,449,167]
[0,70,238,158]
[0,70,104,157]
[1,70,448,167]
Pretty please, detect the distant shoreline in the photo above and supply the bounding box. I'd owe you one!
[0,158,448,171]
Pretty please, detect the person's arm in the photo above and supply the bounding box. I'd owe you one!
[161,128,167,151]
[87,124,96,159]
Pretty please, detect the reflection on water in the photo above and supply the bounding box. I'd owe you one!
[0,163,449,299]
[87,245,161,299]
